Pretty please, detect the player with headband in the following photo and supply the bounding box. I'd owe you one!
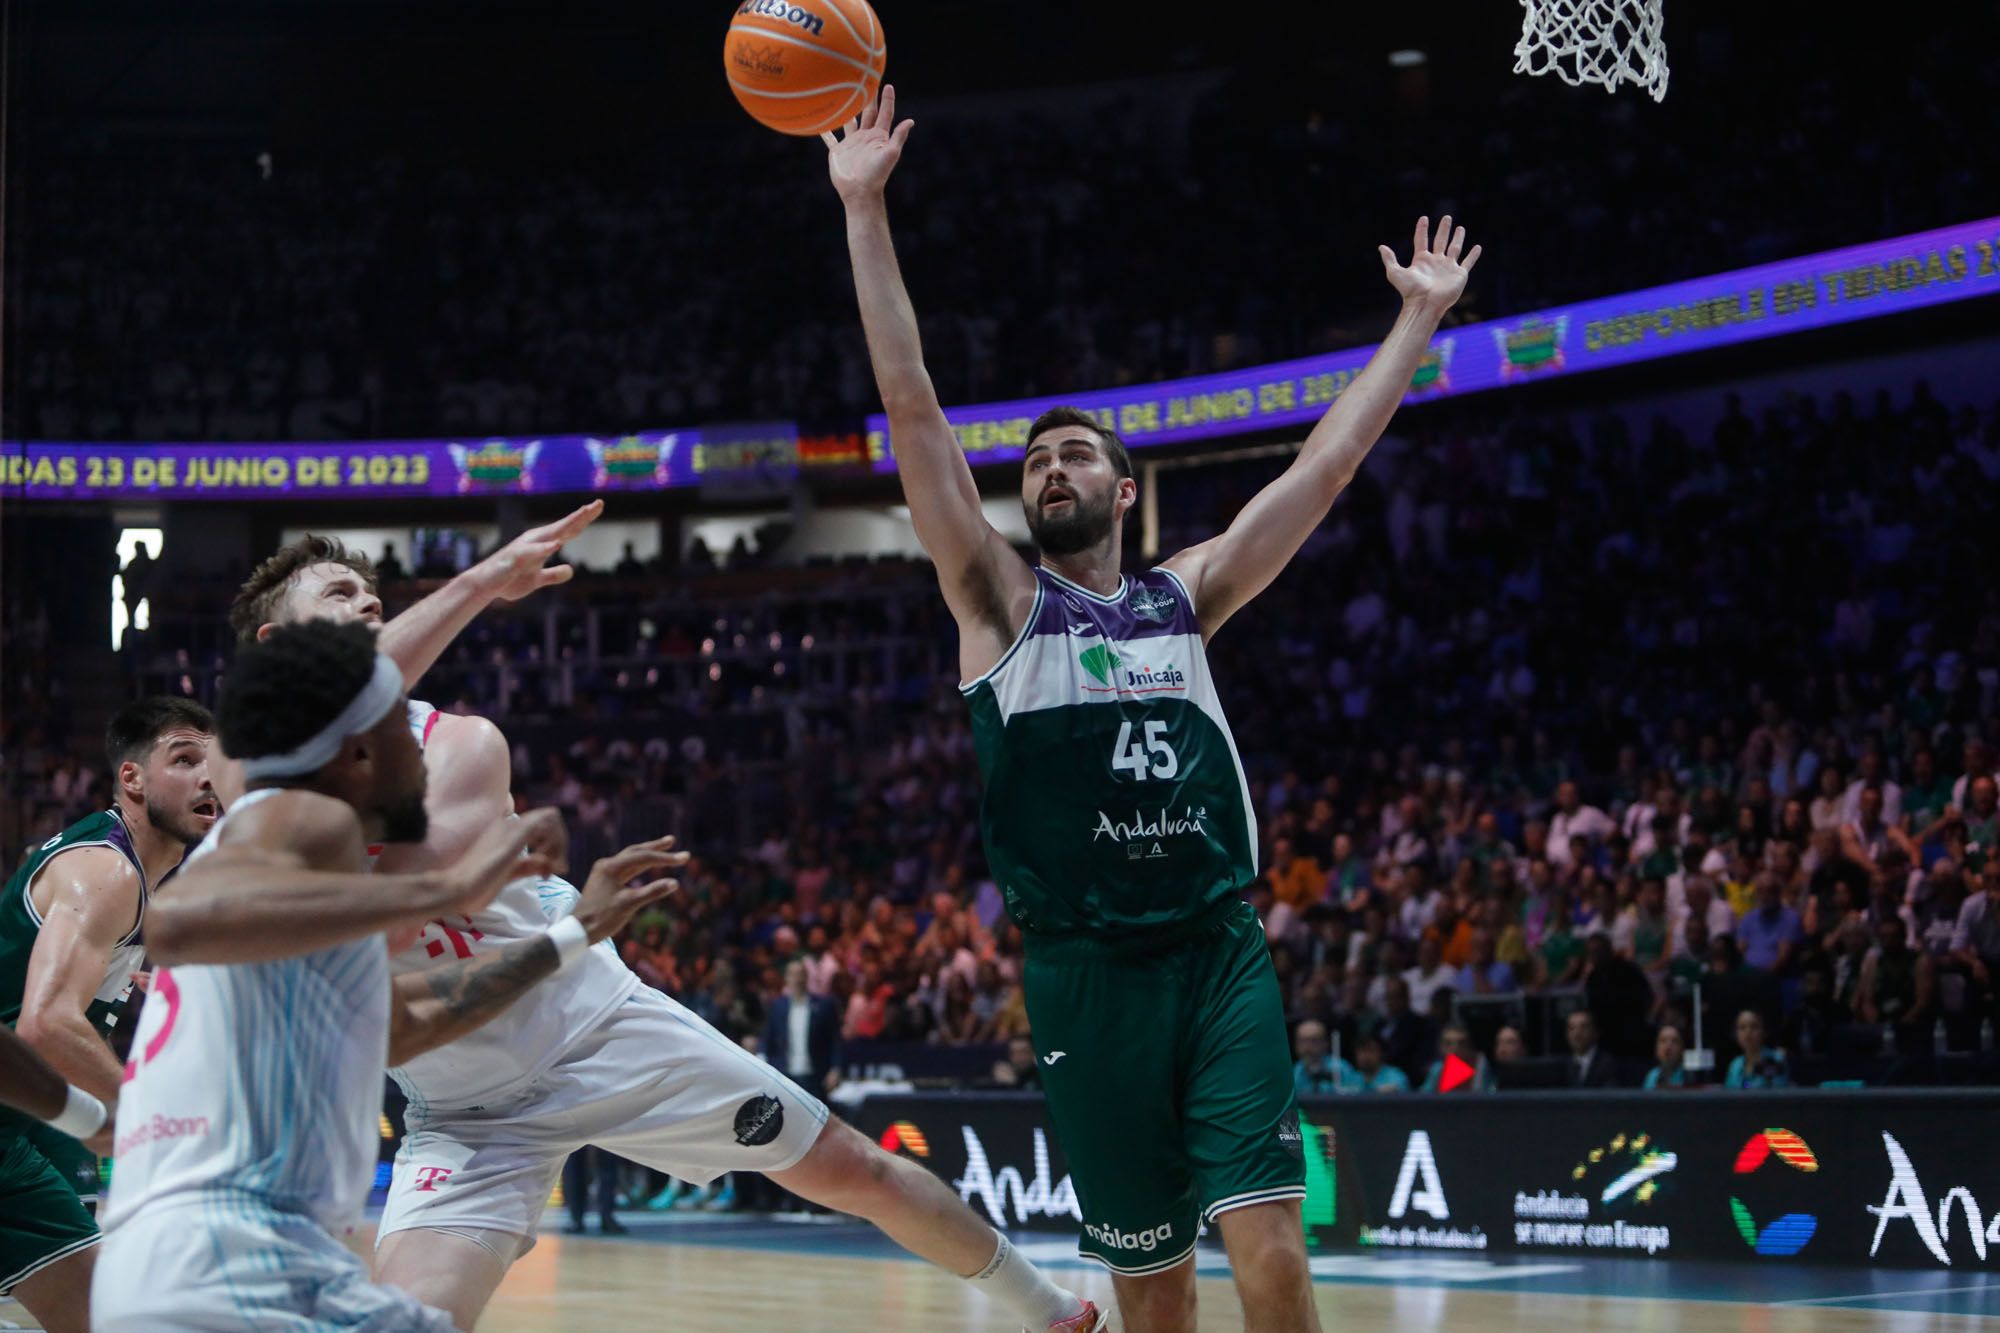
[92,619,686,1330]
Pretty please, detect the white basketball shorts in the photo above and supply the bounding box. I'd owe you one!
[93,1193,457,1331]
[377,986,829,1248]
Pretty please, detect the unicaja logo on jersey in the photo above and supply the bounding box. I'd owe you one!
[1122,664,1186,692]
[1084,1220,1174,1252]
[413,1166,454,1192]
[1078,644,1121,685]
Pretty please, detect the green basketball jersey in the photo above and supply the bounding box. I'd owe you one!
[0,809,154,1037]
[964,567,1258,943]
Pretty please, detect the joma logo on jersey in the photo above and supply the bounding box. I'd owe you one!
[1092,806,1209,843]
[413,1166,455,1192]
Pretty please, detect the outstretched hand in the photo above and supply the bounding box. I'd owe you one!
[573,835,691,944]
[473,500,605,603]
[823,84,913,203]
[1380,215,1482,314]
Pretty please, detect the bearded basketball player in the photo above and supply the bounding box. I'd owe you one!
[827,85,1480,1332]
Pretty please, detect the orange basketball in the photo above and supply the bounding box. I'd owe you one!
[724,0,886,137]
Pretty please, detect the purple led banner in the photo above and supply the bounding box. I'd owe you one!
[0,421,872,502]
[0,432,696,502]
[6,217,1996,501]
[865,215,2000,469]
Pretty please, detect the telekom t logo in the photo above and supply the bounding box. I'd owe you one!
[413,1166,455,1192]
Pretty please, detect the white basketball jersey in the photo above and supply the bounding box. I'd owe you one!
[386,700,639,1117]
[102,788,389,1238]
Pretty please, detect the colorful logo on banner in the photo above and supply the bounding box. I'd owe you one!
[1494,315,1569,380]
[1410,337,1456,394]
[585,434,679,487]
[447,440,541,492]
[878,1121,931,1158]
[1512,1130,1676,1255]
[1729,1128,1820,1256]
[1575,1132,1678,1209]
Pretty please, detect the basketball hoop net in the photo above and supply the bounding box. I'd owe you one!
[1513,0,1669,102]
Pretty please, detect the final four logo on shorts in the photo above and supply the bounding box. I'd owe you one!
[734,1095,785,1147]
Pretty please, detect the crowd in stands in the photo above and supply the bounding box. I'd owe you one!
[9,377,2000,1092]
[11,21,1999,444]
[530,379,2000,1090]
[24,379,1976,1093]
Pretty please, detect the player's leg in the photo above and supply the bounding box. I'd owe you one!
[763,1112,1099,1330]
[373,1227,519,1329]
[1214,1200,1317,1332]
[587,988,1095,1330]
[1107,1261,1197,1333]
[373,1122,558,1329]
[11,1245,95,1333]
[0,1133,102,1333]
[1183,903,1317,1333]
[1020,938,1201,1332]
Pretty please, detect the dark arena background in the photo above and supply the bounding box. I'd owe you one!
[3,1,2000,1328]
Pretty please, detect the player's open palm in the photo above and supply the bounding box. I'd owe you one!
[1381,215,1482,314]
[823,84,912,201]
[574,836,690,943]
[444,808,569,916]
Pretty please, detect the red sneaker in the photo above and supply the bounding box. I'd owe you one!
[1043,1300,1108,1333]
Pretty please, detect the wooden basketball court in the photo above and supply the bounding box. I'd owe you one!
[3,1219,1994,1330]
[464,1222,2000,1331]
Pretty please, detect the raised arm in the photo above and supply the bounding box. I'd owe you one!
[147,797,562,965]
[375,500,604,688]
[388,836,685,1063]
[1164,217,1481,634]
[372,712,514,876]
[826,87,1034,658]
[17,849,142,1104]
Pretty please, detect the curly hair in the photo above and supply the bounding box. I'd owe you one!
[218,619,380,761]
[229,536,377,645]
[105,697,215,769]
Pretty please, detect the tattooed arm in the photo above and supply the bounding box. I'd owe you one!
[385,835,688,1064]
[388,935,560,1064]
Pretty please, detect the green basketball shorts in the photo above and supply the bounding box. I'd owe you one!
[1022,899,1305,1275]
[0,1120,101,1294]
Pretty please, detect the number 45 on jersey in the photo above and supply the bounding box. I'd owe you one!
[1112,720,1179,781]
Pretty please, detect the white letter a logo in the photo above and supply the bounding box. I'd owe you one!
[1388,1129,1450,1220]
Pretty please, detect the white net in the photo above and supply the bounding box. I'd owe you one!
[1513,0,1669,102]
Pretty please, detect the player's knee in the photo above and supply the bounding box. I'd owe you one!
[1114,1270,1196,1333]
[778,1122,893,1217]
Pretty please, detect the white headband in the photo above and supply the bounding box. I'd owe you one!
[238,653,404,780]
